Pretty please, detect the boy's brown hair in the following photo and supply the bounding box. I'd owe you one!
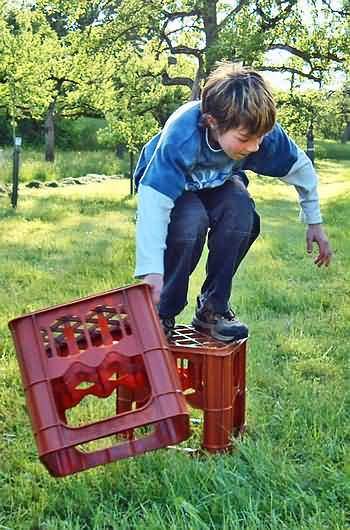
[201,62,276,136]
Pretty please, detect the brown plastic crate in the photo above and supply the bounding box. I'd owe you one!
[169,325,247,453]
[9,283,190,477]
[116,324,247,454]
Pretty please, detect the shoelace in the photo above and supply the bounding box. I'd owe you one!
[161,318,175,329]
[221,309,237,321]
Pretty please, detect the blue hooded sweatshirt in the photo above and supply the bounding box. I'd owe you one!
[134,100,321,277]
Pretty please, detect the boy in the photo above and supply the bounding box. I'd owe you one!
[134,63,332,341]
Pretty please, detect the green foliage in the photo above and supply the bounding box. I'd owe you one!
[0,115,109,150]
[0,0,163,161]
[0,7,56,121]
[275,89,346,144]
[214,4,268,67]
[0,0,349,161]
[0,112,12,143]
[55,117,107,150]
[95,42,183,152]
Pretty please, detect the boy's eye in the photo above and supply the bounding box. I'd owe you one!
[238,137,249,143]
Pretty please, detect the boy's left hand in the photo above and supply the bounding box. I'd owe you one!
[306,224,332,267]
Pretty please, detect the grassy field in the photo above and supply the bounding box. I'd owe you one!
[0,160,349,530]
[0,147,129,183]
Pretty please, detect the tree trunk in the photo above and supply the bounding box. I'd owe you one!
[190,61,204,100]
[202,0,218,75]
[186,0,217,101]
[44,103,55,162]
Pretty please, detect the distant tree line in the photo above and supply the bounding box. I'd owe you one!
[0,0,349,165]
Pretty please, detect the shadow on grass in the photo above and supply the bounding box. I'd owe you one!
[0,190,135,222]
[321,191,350,222]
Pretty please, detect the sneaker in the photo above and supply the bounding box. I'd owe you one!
[192,297,248,342]
[160,317,175,338]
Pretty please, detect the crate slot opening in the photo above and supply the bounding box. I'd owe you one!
[51,352,151,427]
[76,424,156,453]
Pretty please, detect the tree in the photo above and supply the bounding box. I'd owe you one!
[0,5,54,134]
[1,0,348,167]
[337,82,350,142]
[0,0,160,161]
[96,41,187,184]
[143,0,349,101]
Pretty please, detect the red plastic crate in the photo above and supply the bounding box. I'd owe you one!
[169,325,247,453]
[116,324,247,453]
[9,284,190,477]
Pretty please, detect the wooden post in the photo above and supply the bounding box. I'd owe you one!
[11,136,21,209]
[129,151,134,196]
[306,124,314,165]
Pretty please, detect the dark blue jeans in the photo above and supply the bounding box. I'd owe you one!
[158,180,260,319]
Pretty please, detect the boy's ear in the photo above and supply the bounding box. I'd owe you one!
[205,114,218,130]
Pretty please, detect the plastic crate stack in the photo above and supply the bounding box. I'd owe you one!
[9,283,247,477]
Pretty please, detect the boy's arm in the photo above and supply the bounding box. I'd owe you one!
[278,146,332,266]
[244,125,332,266]
[135,184,174,304]
[134,138,191,302]
[305,223,332,267]
[278,145,321,224]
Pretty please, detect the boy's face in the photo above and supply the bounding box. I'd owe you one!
[215,127,265,160]
[207,117,266,160]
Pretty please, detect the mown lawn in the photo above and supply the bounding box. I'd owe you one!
[0,147,128,183]
[0,161,349,530]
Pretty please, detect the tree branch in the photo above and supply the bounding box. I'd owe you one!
[267,43,345,64]
[217,0,250,31]
[162,9,199,22]
[162,31,203,58]
[163,22,202,38]
[255,0,297,31]
[267,44,313,65]
[319,0,350,16]
[49,76,79,87]
[259,65,322,83]
[161,71,193,89]
[160,8,202,54]
[59,104,103,119]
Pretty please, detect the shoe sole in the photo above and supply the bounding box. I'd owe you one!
[192,316,248,342]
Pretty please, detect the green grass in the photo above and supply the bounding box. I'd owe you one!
[0,147,129,183]
[0,164,350,530]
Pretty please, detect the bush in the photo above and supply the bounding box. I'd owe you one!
[0,115,109,151]
[315,139,350,160]
[56,117,108,151]
[0,113,13,144]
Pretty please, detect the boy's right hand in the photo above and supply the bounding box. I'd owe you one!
[143,273,164,305]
